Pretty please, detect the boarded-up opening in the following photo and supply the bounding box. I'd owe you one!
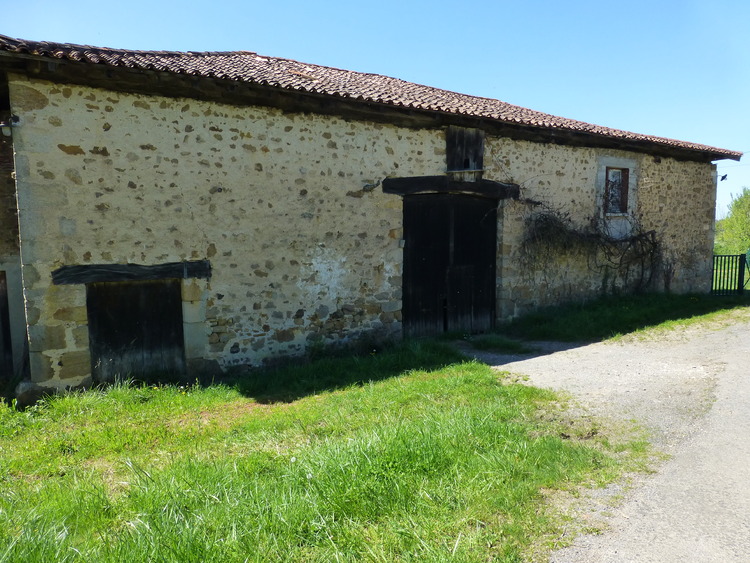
[86,279,185,382]
[402,194,497,337]
[0,271,12,380]
[446,126,485,172]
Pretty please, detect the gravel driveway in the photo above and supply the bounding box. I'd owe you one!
[465,311,750,562]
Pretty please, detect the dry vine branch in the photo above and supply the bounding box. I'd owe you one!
[520,205,659,293]
[483,140,659,293]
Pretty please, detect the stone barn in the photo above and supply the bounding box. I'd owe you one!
[0,34,741,397]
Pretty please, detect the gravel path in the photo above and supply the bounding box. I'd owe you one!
[464,312,750,562]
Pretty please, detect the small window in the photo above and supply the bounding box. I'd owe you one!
[605,167,629,214]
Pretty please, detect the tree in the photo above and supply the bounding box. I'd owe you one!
[715,187,750,255]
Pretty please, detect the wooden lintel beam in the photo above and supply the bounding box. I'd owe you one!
[51,260,212,285]
[382,176,520,199]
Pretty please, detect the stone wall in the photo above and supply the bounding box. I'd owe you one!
[638,157,716,292]
[7,74,719,388]
[8,75,444,388]
[487,138,716,318]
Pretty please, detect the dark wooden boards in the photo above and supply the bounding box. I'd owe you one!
[446,126,484,172]
[0,271,13,380]
[86,279,186,382]
[383,176,519,199]
[52,260,211,285]
[402,194,497,337]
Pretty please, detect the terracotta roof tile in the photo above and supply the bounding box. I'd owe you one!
[0,34,741,161]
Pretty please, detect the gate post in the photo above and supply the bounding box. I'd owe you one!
[738,254,746,294]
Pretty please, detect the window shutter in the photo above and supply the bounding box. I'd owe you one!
[446,126,484,172]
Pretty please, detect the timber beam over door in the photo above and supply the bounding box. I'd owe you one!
[51,260,211,285]
[382,176,519,199]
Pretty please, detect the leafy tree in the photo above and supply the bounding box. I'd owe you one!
[715,187,750,255]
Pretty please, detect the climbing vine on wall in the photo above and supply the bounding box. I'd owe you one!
[483,138,661,294]
[519,203,659,293]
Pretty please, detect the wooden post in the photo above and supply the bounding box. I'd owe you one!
[0,271,13,385]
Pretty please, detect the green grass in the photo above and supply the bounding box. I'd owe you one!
[0,341,643,562]
[493,293,750,343]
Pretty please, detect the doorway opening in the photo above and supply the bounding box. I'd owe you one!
[86,279,186,382]
[402,193,498,337]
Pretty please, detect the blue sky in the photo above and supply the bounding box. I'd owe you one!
[4,0,748,217]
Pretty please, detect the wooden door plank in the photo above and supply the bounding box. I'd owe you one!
[87,279,185,382]
[0,271,13,380]
[403,195,451,337]
[447,196,497,333]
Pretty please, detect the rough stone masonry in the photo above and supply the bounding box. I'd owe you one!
[6,74,719,391]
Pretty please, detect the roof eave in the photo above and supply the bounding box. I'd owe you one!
[0,48,742,163]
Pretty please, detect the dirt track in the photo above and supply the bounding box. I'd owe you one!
[465,311,750,562]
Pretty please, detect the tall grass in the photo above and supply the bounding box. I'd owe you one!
[0,342,642,562]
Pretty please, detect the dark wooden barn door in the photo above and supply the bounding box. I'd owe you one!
[402,194,497,337]
[0,271,13,378]
[86,279,185,382]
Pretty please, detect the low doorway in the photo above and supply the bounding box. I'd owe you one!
[86,279,186,382]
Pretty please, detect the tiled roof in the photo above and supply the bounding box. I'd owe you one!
[0,34,741,161]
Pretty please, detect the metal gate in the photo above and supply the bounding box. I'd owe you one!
[711,254,748,295]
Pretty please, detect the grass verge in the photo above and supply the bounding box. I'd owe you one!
[492,293,750,343]
[0,341,644,562]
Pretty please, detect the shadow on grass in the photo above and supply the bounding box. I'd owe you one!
[495,293,750,343]
[196,293,750,404]
[7,340,468,408]
[228,339,467,404]
[20,294,745,409]
[449,293,750,371]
